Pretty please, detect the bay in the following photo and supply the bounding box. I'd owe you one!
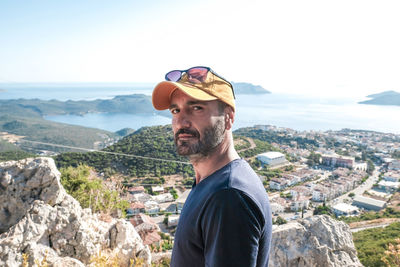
[1,83,399,134]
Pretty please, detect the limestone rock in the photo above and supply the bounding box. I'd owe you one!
[270,215,362,267]
[0,157,151,267]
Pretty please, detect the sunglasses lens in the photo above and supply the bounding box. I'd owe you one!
[186,67,209,83]
[166,70,182,82]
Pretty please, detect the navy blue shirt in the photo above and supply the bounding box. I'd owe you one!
[171,159,272,267]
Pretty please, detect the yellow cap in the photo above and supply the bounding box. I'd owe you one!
[152,70,235,111]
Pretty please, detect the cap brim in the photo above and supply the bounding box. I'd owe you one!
[152,81,218,110]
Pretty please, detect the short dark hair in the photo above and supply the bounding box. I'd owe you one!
[217,101,228,115]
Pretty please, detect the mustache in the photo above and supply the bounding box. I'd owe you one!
[175,128,200,139]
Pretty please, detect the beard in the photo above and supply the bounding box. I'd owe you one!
[174,117,226,159]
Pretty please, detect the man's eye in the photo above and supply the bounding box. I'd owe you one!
[193,106,203,111]
[170,109,179,114]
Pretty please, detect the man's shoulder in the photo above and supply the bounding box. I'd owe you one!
[228,159,264,191]
[227,159,271,216]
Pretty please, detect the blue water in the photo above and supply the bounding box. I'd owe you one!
[1,83,400,134]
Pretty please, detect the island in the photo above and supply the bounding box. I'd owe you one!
[232,82,270,94]
[359,90,400,107]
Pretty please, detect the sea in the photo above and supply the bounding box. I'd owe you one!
[1,83,399,134]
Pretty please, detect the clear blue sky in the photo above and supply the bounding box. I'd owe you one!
[1,0,400,97]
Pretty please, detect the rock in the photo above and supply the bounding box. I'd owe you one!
[0,157,151,267]
[270,215,362,267]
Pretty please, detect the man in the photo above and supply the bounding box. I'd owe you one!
[152,66,272,267]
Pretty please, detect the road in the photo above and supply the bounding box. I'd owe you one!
[328,169,380,206]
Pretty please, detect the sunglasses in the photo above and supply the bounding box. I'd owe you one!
[165,66,235,98]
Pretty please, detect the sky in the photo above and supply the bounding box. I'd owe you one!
[1,0,400,97]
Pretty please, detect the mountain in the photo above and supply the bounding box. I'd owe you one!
[0,94,168,117]
[359,90,400,106]
[232,82,270,94]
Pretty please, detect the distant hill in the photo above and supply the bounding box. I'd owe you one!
[232,82,270,94]
[0,94,170,151]
[359,90,400,106]
[115,128,135,137]
[0,94,168,117]
[0,114,116,151]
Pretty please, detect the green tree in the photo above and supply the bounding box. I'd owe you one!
[313,203,334,216]
[60,165,128,217]
[367,159,375,175]
[274,216,287,225]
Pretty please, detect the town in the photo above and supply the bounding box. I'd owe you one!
[114,126,400,253]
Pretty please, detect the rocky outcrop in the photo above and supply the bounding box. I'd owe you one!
[270,215,362,267]
[0,157,363,267]
[0,157,151,267]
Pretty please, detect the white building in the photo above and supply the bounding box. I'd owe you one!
[352,195,387,211]
[312,186,330,202]
[354,162,368,171]
[269,178,288,191]
[270,203,284,214]
[384,172,400,182]
[378,180,400,193]
[144,200,160,214]
[332,203,360,217]
[151,186,164,194]
[152,193,174,203]
[168,215,180,227]
[389,160,400,170]
[290,196,310,211]
[257,152,287,167]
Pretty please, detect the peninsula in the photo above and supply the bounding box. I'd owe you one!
[359,90,400,107]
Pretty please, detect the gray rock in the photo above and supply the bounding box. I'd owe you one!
[0,157,151,267]
[270,215,362,267]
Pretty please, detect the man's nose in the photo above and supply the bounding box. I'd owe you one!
[175,112,191,128]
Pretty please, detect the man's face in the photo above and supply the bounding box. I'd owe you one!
[169,90,226,158]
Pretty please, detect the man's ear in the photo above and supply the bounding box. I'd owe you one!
[224,106,235,130]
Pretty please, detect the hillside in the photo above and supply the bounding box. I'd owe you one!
[234,126,319,149]
[359,90,400,106]
[0,114,116,151]
[0,94,169,117]
[54,125,284,179]
[55,125,194,177]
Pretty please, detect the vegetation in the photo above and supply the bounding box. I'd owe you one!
[367,159,376,175]
[60,165,129,217]
[0,115,116,151]
[169,188,178,199]
[0,94,172,152]
[55,125,194,178]
[273,216,287,225]
[237,138,277,158]
[233,136,251,151]
[381,238,400,267]
[353,222,400,267]
[0,150,36,162]
[306,151,321,167]
[0,139,20,152]
[313,203,334,216]
[340,207,400,224]
[234,127,319,150]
